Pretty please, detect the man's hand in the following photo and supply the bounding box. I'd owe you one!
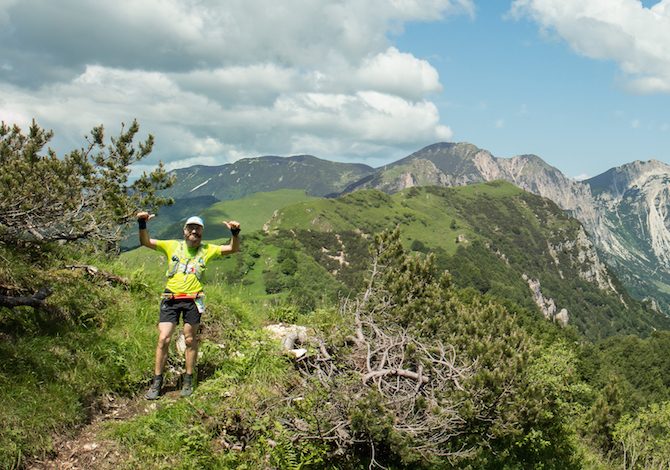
[136,211,155,221]
[137,211,157,249]
[223,220,241,236]
[137,211,155,233]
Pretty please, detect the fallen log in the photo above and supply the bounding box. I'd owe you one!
[0,286,52,309]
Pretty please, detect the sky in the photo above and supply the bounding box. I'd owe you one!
[1,0,669,180]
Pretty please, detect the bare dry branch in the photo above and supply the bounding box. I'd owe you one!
[362,368,430,384]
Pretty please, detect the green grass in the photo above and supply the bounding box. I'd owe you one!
[0,240,215,466]
[151,189,318,242]
[265,186,483,256]
[263,183,526,257]
[396,188,474,254]
[4,179,668,468]
[455,179,526,198]
[203,189,318,233]
[0,235,280,468]
[120,188,319,301]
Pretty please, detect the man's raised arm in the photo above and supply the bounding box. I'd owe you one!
[137,211,157,250]
[220,220,241,255]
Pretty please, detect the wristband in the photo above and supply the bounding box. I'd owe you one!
[231,227,240,236]
[138,219,147,230]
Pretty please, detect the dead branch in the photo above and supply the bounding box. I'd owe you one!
[65,264,130,287]
[362,368,430,384]
[288,231,497,465]
[295,302,477,461]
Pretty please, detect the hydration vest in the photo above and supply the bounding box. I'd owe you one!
[166,241,207,280]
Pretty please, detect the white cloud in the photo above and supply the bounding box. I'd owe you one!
[0,0,472,74]
[355,47,443,100]
[173,64,301,106]
[510,0,670,94]
[0,0,472,168]
[1,65,453,168]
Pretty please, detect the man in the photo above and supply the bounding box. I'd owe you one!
[136,211,240,399]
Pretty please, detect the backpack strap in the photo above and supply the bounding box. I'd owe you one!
[166,241,207,280]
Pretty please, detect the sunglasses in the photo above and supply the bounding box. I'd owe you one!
[185,224,203,232]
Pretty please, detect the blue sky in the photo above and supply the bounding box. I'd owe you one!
[1,0,669,179]
[397,2,670,178]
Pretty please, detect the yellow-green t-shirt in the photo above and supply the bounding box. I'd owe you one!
[155,240,222,294]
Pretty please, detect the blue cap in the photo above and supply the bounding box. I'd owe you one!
[184,216,204,227]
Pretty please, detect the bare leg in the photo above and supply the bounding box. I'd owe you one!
[183,322,200,375]
[154,322,176,375]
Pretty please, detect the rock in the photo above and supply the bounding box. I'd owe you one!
[176,332,186,355]
[524,275,568,326]
[288,348,308,359]
[264,324,308,351]
[555,309,569,327]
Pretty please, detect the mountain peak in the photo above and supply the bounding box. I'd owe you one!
[408,141,484,158]
[393,141,491,176]
[586,159,670,197]
[511,154,554,168]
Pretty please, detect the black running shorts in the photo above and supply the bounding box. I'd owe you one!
[159,298,201,325]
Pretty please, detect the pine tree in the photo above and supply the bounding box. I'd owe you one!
[0,119,173,247]
[296,227,581,468]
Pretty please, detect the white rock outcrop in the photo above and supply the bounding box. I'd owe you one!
[523,274,569,326]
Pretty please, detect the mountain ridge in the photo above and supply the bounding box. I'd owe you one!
[163,154,375,200]
[336,142,670,315]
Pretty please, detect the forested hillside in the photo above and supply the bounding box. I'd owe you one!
[342,142,670,319]
[258,182,669,339]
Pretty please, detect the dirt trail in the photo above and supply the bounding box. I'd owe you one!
[27,388,186,469]
[27,334,197,468]
[25,329,231,469]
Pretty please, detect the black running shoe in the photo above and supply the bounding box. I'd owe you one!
[145,376,163,400]
[180,374,193,397]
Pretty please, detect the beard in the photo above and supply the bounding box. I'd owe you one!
[185,233,202,247]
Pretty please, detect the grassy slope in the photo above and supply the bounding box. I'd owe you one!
[0,245,154,466]
[268,187,479,256]
[122,189,318,249]
[0,238,265,467]
[122,188,319,299]
[195,189,319,237]
[125,182,668,339]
